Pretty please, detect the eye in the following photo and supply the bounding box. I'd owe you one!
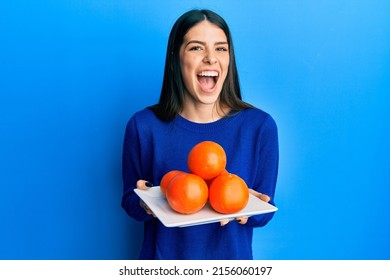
[216,47,228,52]
[189,45,202,51]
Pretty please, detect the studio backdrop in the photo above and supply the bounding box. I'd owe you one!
[1,0,389,259]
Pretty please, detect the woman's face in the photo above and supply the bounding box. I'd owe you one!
[179,20,230,107]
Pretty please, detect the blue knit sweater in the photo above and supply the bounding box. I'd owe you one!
[121,107,279,259]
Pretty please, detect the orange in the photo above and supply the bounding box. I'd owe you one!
[165,172,208,214]
[205,168,229,187]
[209,173,249,214]
[187,141,227,180]
[160,170,183,197]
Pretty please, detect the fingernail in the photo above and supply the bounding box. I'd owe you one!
[145,181,153,187]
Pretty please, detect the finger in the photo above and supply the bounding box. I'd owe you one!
[140,200,156,217]
[220,219,230,226]
[235,216,249,224]
[248,188,261,197]
[259,194,271,203]
[139,199,148,210]
[146,208,156,217]
[137,180,152,190]
[248,189,271,203]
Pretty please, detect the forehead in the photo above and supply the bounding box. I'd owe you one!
[183,20,227,43]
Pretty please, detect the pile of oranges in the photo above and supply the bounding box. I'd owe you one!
[160,141,249,215]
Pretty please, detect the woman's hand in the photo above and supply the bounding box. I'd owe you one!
[220,217,248,226]
[137,179,156,217]
[219,189,271,226]
[136,179,153,190]
[248,188,271,203]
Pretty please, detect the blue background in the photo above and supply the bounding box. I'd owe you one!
[1,0,389,259]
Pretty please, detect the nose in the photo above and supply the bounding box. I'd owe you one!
[203,51,217,64]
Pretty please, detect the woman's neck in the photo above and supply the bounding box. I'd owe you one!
[180,101,229,123]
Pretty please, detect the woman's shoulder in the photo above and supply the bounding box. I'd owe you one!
[129,107,161,124]
[132,106,154,118]
[237,108,278,142]
[124,107,161,134]
[239,107,277,127]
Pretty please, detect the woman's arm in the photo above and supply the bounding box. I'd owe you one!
[121,117,154,222]
[246,115,279,227]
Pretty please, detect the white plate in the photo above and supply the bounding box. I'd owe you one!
[134,186,278,227]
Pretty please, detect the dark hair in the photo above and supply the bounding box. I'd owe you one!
[150,9,253,121]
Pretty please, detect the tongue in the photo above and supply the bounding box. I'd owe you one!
[198,76,216,91]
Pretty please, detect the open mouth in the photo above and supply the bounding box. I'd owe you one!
[197,70,219,92]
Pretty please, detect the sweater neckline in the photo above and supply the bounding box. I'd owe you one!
[173,110,243,133]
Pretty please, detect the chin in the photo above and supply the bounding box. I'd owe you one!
[198,95,221,105]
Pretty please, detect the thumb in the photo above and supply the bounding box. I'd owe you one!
[136,180,152,190]
[248,189,271,203]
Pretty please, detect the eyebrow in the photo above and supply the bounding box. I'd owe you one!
[185,40,228,47]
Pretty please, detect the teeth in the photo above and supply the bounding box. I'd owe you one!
[198,71,218,77]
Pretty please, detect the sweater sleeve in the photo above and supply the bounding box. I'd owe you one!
[246,115,279,228]
[121,116,153,222]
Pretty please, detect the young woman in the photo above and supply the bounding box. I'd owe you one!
[122,9,279,259]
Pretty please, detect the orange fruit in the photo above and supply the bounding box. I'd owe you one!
[205,168,229,187]
[160,170,183,197]
[187,141,227,180]
[165,172,208,214]
[209,173,249,214]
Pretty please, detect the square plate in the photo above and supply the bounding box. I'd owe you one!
[134,186,278,227]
